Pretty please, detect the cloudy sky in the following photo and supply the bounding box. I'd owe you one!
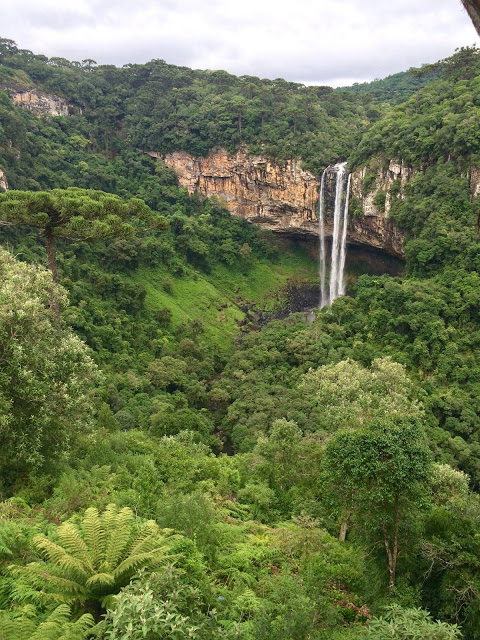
[2,0,479,86]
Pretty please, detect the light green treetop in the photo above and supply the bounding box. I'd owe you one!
[0,247,99,488]
[299,356,423,432]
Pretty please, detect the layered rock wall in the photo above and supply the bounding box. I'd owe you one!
[9,90,70,117]
[160,149,319,230]
[0,169,8,192]
[469,166,480,197]
[348,159,416,258]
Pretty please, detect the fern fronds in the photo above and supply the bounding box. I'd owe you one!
[80,507,104,567]
[0,612,36,640]
[9,504,178,615]
[104,506,134,568]
[124,523,161,556]
[84,572,115,589]
[114,546,174,581]
[31,605,94,640]
[0,604,94,640]
[55,523,93,572]
[33,536,89,582]
[11,563,87,604]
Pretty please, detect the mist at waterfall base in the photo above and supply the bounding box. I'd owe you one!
[318,163,351,308]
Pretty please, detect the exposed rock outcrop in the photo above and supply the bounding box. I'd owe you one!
[469,166,480,197]
[160,149,480,259]
[351,160,414,216]
[159,149,319,228]
[9,90,70,117]
[0,169,8,192]
[160,149,407,259]
[348,159,416,258]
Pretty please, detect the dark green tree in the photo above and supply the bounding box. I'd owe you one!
[0,188,165,315]
[0,188,159,282]
[323,417,432,591]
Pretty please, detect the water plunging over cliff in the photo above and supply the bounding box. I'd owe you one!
[318,169,327,308]
[318,162,350,307]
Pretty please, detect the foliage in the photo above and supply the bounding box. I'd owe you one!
[0,247,98,490]
[11,504,178,615]
[0,38,395,193]
[101,566,222,639]
[0,604,94,640]
[323,418,432,590]
[340,67,441,105]
[299,356,423,432]
[351,47,480,169]
[0,188,155,243]
[3,33,480,640]
[421,491,480,637]
[364,604,462,639]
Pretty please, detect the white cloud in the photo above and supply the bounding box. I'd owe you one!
[2,0,478,86]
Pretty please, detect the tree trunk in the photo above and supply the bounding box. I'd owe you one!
[45,233,60,321]
[382,497,399,592]
[45,233,58,283]
[382,524,397,592]
[461,0,480,36]
[338,511,351,542]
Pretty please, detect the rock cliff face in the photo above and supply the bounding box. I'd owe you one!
[348,159,416,259]
[0,169,8,192]
[469,166,480,197]
[160,149,319,229]
[161,149,408,259]
[9,90,70,117]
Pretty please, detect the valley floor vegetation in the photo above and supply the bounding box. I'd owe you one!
[1,39,480,639]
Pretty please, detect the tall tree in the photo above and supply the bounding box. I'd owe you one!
[323,417,432,592]
[0,188,159,283]
[0,188,165,316]
[0,248,98,491]
[299,357,423,433]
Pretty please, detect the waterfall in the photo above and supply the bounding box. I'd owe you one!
[318,169,327,308]
[338,172,351,297]
[318,162,350,308]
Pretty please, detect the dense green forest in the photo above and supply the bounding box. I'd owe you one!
[0,35,429,184]
[1,37,480,639]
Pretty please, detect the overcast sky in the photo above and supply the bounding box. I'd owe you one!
[2,0,479,87]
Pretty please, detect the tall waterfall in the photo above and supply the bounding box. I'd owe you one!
[318,169,327,308]
[318,162,350,308]
[338,172,351,297]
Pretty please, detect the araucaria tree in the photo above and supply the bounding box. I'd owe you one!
[0,188,163,314]
[323,417,432,591]
[0,247,98,491]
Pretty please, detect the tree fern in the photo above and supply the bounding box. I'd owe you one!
[10,568,87,605]
[0,515,41,609]
[0,604,93,640]
[33,536,90,582]
[10,504,178,617]
[54,523,93,572]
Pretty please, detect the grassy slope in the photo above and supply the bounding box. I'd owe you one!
[133,242,318,353]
